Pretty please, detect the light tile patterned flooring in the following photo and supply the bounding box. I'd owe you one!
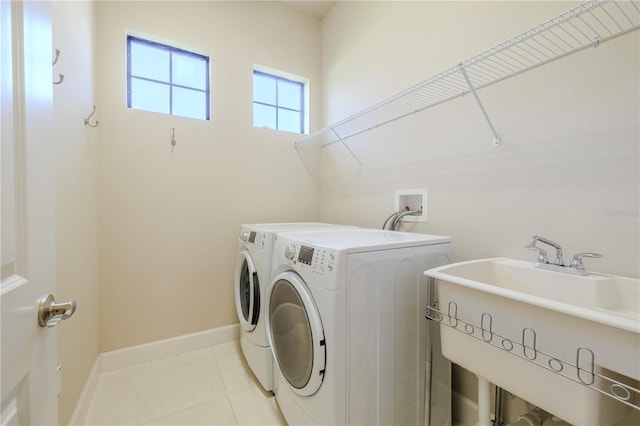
[84,341,287,425]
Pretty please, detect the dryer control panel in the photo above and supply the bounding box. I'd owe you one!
[241,230,266,250]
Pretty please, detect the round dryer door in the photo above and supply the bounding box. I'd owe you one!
[267,271,325,396]
[234,250,259,332]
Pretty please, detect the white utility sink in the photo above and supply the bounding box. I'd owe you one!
[425,258,640,426]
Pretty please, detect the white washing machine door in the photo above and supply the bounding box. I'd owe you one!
[267,271,325,396]
[234,250,259,332]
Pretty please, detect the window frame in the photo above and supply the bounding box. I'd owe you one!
[126,35,210,120]
[253,69,306,134]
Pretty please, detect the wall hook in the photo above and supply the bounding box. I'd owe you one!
[84,105,99,127]
[53,49,64,85]
[52,49,61,65]
[171,128,176,147]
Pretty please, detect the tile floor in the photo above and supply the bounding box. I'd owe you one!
[84,341,287,425]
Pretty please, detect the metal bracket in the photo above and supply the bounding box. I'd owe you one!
[459,64,501,147]
[330,126,364,169]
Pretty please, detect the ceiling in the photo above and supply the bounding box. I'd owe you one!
[279,1,337,19]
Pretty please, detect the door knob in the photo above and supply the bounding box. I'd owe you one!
[37,294,76,327]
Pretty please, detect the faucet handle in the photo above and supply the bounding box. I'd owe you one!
[525,244,548,263]
[569,253,603,272]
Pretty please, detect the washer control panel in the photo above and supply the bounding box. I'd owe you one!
[276,237,342,288]
[297,246,314,265]
[292,245,336,275]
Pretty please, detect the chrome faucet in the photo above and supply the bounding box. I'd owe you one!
[526,235,564,266]
[569,253,603,274]
[525,236,602,275]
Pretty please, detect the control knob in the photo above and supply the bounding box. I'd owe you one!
[240,232,250,242]
[285,244,296,260]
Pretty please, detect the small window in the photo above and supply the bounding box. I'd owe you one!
[253,70,305,134]
[127,35,210,120]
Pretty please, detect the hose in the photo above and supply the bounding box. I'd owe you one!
[390,209,422,230]
[382,210,403,230]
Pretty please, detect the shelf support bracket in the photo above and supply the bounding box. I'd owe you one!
[330,126,364,169]
[459,64,501,148]
[294,141,320,187]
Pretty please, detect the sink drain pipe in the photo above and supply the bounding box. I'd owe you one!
[478,376,491,426]
[477,379,506,426]
[493,386,505,426]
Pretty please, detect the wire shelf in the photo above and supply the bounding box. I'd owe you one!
[296,0,640,152]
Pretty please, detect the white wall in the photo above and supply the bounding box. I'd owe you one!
[319,1,639,424]
[95,1,322,351]
[319,1,639,277]
[52,1,100,424]
[51,1,638,421]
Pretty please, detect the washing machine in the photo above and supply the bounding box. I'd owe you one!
[266,228,452,425]
[234,222,355,391]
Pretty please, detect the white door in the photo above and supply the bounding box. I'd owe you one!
[1,1,70,424]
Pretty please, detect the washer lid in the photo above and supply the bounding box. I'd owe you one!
[267,271,325,396]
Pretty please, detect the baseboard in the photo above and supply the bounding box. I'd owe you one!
[452,389,479,426]
[100,324,239,373]
[68,324,239,425]
[68,355,102,426]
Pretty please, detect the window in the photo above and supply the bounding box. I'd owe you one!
[127,35,209,120]
[253,70,305,134]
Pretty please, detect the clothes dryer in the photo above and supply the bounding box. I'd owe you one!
[235,223,354,391]
[266,228,452,425]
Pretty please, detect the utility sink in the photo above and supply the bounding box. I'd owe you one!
[425,258,640,425]
[428,258,640,330]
